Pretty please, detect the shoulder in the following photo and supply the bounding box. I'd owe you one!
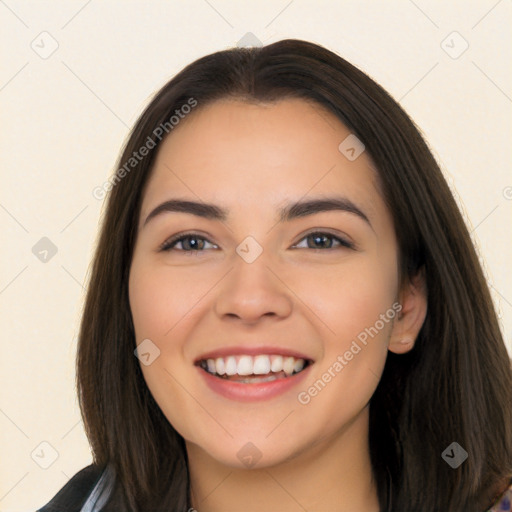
[36,464,107,512]
[487,478,512,512]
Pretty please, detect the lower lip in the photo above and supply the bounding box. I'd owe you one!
[197,365,312,402]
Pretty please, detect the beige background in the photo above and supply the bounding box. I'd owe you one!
[1,1,511,510]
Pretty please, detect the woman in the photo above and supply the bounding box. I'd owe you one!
[38,39,512,512]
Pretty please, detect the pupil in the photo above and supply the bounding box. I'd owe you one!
[311,234,330,249]
[186,237,201,250]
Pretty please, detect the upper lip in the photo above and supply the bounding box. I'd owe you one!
[194,345,314,364]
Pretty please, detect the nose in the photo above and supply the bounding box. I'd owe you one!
[213,251,293,325]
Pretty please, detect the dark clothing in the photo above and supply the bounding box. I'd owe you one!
[37,464,121,512]
[37,464,512,511]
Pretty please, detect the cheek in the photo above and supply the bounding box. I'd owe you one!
[291,254,398,431]
[293,253,398,344]
[129,260,207,340]
[129,260,219,436]
[129,263,200,439]
[295,255,396,380]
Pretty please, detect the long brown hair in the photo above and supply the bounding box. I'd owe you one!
[77,39,512,511]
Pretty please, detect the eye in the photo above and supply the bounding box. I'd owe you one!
[293,231,354,250]
[159,230,354,253]
[159,232,218,252]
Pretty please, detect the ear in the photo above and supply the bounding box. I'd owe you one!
[388,267,428,354]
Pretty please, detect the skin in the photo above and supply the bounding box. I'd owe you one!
[128,98,427,512]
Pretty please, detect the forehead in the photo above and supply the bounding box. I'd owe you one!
[140,98,384,225]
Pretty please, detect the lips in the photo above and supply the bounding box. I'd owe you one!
[194,347,314,401]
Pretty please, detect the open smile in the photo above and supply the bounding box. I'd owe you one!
[195,352,314,401]
[197,354,311,383]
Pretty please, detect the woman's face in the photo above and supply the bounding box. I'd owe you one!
[129,98,403,469]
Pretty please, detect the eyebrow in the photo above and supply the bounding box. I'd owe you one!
[142,196,372,229]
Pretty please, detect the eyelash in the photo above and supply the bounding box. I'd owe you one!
[159,230,355,252]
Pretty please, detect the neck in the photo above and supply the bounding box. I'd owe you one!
[187,406,380,512]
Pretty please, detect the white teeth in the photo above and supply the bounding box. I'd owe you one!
[271,355,283,373]
[283,356,296,375]
[293,358,305,373]
[207,359,216,373]
[237,355,253,376]
[215,357,225,375]
[225,356,237,376]
[253,355,271,375]
[201,354,309,377]
[239,374,279,384]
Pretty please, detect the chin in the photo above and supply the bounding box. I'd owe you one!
[186,433,304,471]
